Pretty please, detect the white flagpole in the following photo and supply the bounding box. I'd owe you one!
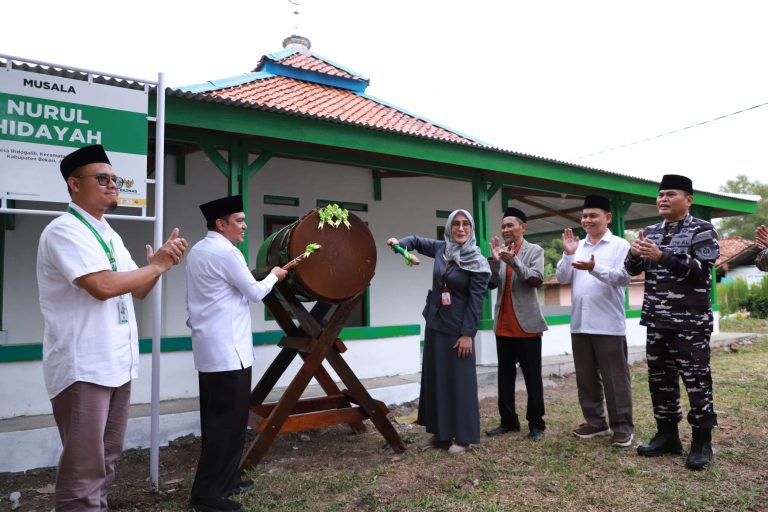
[149,72,166,492]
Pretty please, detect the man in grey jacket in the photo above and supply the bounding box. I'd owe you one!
[485,207,549,441]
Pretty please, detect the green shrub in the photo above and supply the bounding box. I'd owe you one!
[718,277,750,315]
[739,294,768,318]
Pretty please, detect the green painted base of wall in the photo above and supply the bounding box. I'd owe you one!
[0,324,421,363]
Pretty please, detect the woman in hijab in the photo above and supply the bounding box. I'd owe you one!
[387,209,491,453]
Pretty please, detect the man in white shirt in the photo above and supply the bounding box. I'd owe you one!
[186,195,286,512]
[555,195,634,448]
[37,144,186,511]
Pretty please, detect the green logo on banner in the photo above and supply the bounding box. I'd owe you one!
[0,93,147,155]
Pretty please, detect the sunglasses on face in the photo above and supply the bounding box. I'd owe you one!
[74,173,124,188]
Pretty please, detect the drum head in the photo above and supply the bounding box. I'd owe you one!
[287,211,376,301]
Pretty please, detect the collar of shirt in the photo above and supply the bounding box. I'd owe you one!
[583,229,614,248]
[661,213,692,229]
[205,230,235,246]
[68,202,112,237]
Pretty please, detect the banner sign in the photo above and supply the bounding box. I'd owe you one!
[0,68,148,207]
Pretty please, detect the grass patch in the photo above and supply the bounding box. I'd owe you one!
[160,336,768,512]
[24,334,759,512]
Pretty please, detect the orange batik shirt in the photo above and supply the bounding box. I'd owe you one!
[496,244,541,338]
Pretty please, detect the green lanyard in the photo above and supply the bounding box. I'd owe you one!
[67,207,117,272]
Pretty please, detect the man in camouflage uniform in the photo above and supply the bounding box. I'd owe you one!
[625,174,719,471]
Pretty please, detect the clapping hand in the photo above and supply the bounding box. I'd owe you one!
[146,228,188,270]
[492,236,515,262]
[631,230,663,262]
[572,254,595,271]
[562,228,579,256]
[756,225,768,248]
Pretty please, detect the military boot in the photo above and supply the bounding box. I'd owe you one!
[637,420,683,457]
[685,427,713,470]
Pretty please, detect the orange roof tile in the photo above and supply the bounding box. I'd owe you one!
[206,75,477,145]
[717,236,757,265]
[258,52,363,81]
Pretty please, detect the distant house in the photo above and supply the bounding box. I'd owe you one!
[717,236,764,285]
[541,273,645,312]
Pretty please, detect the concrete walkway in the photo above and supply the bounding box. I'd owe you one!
[0,332,756,473]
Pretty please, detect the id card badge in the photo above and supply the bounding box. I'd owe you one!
[117,299,129,324]
[440,287,452,307]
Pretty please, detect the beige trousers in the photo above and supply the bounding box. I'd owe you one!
[51,380,131,511]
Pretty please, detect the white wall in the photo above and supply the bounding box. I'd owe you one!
[11,150,714,420]
[726,265,767,286]
[0,333,421,419]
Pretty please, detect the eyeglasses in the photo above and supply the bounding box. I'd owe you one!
[74,173,124,188]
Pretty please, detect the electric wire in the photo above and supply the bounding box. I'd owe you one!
[570,100,768,161]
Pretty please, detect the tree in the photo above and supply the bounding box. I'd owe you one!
[539,238,564,278]
[718,175,768,239]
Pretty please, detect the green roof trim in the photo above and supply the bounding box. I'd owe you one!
[162,96,756,216]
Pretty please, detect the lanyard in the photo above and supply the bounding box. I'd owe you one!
[441,261,457,290]
[67,207,117,272]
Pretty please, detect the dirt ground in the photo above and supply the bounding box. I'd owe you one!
[0,373,547,512]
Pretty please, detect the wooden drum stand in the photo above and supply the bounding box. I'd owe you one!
[240,280,406,469]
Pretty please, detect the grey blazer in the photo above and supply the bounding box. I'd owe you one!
[489,239,548,334]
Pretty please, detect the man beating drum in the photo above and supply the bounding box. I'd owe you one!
[185,195,287,512]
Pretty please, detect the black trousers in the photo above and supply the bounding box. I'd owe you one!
[496,336,545,431]
[190,366,252,501]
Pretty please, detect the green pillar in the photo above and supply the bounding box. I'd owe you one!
[226,139,248,257]
[242,151,274,264]
[692,206,718,307]
[472,173,492,324]
[611,195,631,309]
[372,170,382,201]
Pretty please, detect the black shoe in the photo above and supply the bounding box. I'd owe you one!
[637,420,683,457]
[188,497,243,512]
[685,427,713,471]
[224,479,254,498]
[485,424,519,436]
[527,428,545,441]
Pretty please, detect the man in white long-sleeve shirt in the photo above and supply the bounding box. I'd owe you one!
[555,195,634,448]
[186,195,286,512]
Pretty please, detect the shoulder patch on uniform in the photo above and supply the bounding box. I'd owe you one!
[692,230,715,244]
[694,244,719,261]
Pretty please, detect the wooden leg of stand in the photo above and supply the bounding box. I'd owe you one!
[300,354,367,434]
[241,299,360,469]
[325,350,406,453]
[249,347,298,405]
[241,349,326,468]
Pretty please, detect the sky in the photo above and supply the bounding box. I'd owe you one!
[3,0,767,194]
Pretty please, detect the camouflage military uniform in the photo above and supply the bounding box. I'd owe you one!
[756,247,768,272]
[625,214,720,428]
